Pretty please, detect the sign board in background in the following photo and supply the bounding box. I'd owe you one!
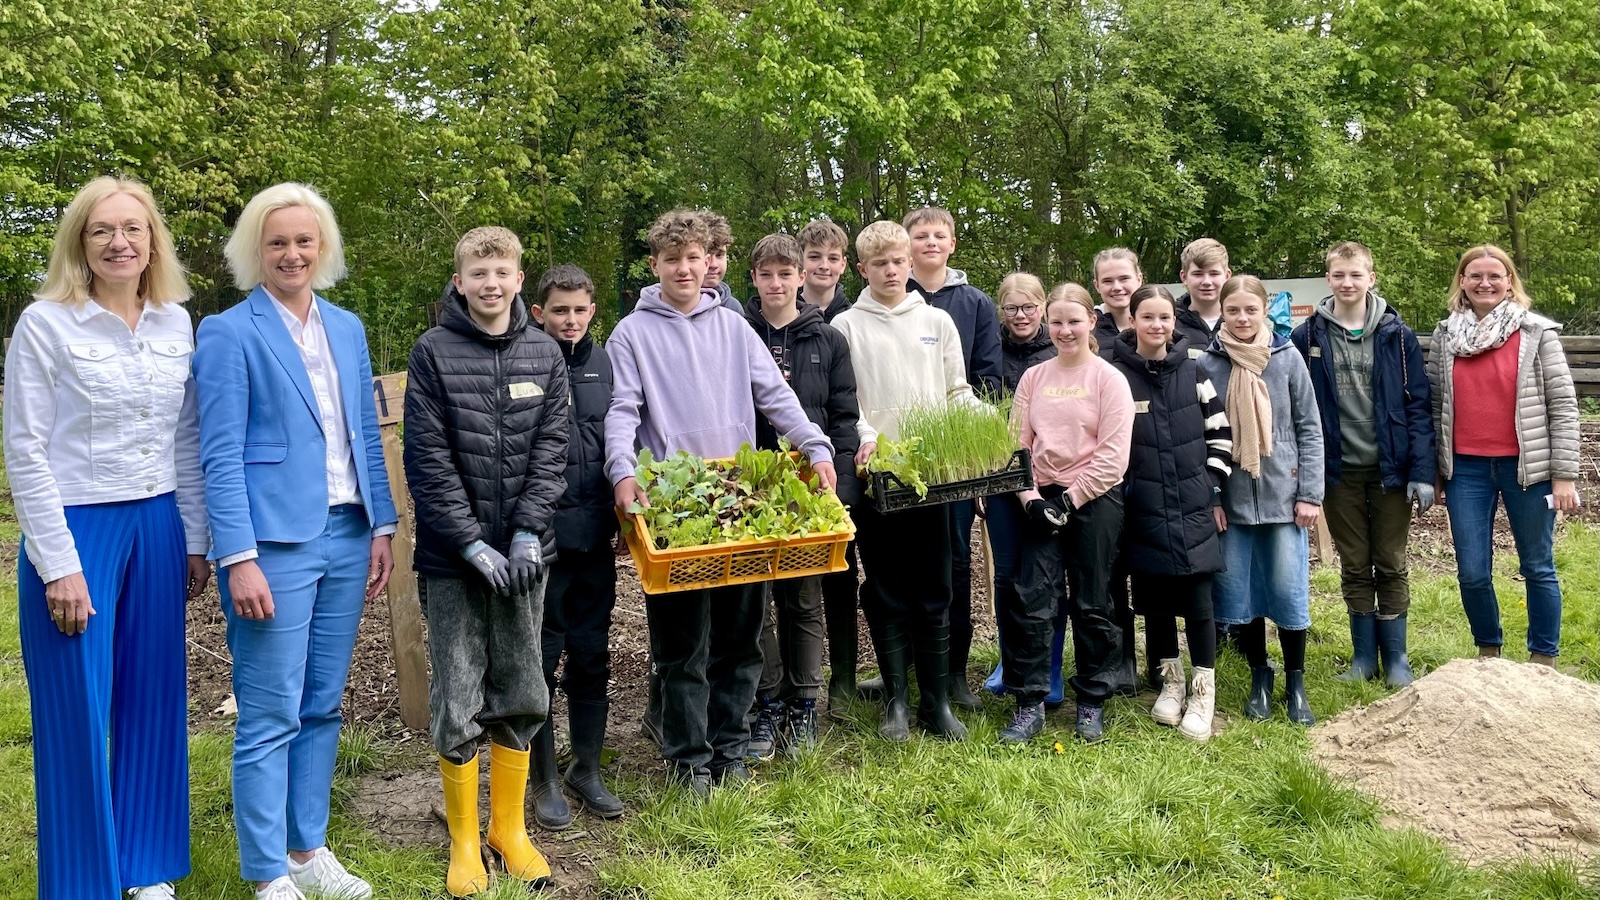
[1158,277,1328,328]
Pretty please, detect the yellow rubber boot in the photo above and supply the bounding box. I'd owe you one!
[485,742,552,888]
[439,756,491,897]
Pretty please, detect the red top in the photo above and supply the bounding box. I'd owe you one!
[1452,331,1521,457]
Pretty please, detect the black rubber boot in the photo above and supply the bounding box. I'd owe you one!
[1284,670,1315,726]
[641,667,663,746]
[1375,615,1415,687]
[948,565,982,712]
[530,721,572,829]
[563,699,623,819]
[912,621,968,740]
[1244,666,1274,721]
[1339,612,1380,681]
[856,674,885,700]
[875,618,912,742]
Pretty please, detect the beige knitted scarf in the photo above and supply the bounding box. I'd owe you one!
[1219,325,1274,478]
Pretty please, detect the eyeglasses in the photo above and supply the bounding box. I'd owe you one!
[1001,304,1040,317]
[1465,273,1507,284]
[84,223,149,246]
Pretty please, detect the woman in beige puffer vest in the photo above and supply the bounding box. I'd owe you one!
[1427,245,1578,667]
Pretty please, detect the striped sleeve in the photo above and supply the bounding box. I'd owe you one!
[1197,374,1232,487]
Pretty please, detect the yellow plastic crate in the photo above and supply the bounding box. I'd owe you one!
[619,511,855,595]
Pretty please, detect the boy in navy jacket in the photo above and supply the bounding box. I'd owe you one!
[1291,241,1434,687]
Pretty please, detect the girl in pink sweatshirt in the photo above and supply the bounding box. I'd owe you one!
[1000,283,1134,744]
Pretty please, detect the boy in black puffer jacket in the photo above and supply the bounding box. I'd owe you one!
[527,264,625,829]
[743,233,862,758]
[404,227,569,896]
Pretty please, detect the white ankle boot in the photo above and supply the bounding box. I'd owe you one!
[1151,657,1186,726]
[1180,667,1215,741]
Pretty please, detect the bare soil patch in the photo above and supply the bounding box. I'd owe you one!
[1313,657,1600,864]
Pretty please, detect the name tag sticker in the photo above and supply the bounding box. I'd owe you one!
[1134,400,1151,413]
[509,381,543,399]
[1309,346,1322,357]
[1188,347,1203,359]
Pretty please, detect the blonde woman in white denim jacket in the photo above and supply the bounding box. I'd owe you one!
[2,176,210,900]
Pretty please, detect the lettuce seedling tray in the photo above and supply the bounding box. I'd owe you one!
[870,448,1034,513]
[619,511,854,595]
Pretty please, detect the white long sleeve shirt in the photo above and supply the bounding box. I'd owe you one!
[828,288,978,445]
[3,298,209,582]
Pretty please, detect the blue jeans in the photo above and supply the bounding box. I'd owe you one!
[1445,455,1562,657]
[222,505,371,882]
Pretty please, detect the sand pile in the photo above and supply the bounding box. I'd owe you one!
[1313,657,1600,864]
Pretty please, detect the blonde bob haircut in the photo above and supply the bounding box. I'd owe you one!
[225,182,347,291]
[37,176,190,307]
[1045,281,1099,355]
[1448,244,1532,312]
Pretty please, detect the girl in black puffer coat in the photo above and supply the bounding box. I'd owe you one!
[1108,286,1232,741]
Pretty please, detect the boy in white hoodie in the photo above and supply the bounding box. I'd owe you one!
[830,221,978,742]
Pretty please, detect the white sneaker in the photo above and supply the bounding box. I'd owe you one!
[128,884,177,900]
[287,848,372,900]
[1180,667,1215,742]
[256,877,308,900]
[1151,657,1186,726]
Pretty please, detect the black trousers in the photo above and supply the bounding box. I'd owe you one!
[821,539,860,687]
[756,575,825,701]
[1009,491,1124,706]
[644,583,764,778]
[948,499,977,671]
[1135,573,1217,669]
[541,548,617,704]
[855,502,953,629]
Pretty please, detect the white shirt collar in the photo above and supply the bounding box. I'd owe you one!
[264,289,323,335]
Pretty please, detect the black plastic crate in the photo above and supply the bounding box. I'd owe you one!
[869,449,1035,513]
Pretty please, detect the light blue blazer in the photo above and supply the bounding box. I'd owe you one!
[194,286,398,560]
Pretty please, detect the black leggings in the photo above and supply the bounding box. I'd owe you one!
[1240,617,1306,671]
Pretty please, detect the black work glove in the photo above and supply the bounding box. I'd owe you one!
[506,533,546,597]
[1026,496,1072,534]
[462,541,511,597]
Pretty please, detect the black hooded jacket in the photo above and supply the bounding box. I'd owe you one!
[553,333,616,553]
[811,283,854,324]
[744,298,862,499]
[1174,292,1222,355]
[1108,329,1231,576]
[1001,327,1056,393]
[1094,308,1125,360]
[403,286,570,577]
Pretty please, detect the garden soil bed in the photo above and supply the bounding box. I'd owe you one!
[1312,658,1600,864]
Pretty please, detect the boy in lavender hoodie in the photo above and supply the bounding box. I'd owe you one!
[607,210,836,795]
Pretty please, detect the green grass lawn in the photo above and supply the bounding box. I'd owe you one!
[0,522,1594,898]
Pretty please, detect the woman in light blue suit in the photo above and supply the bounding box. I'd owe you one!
[194,182,398,900]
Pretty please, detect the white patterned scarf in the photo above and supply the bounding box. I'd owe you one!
[1445,300,1526,358]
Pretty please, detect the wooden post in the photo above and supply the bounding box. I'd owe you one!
[373,372,430,732]
[1311,518,1335,563]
